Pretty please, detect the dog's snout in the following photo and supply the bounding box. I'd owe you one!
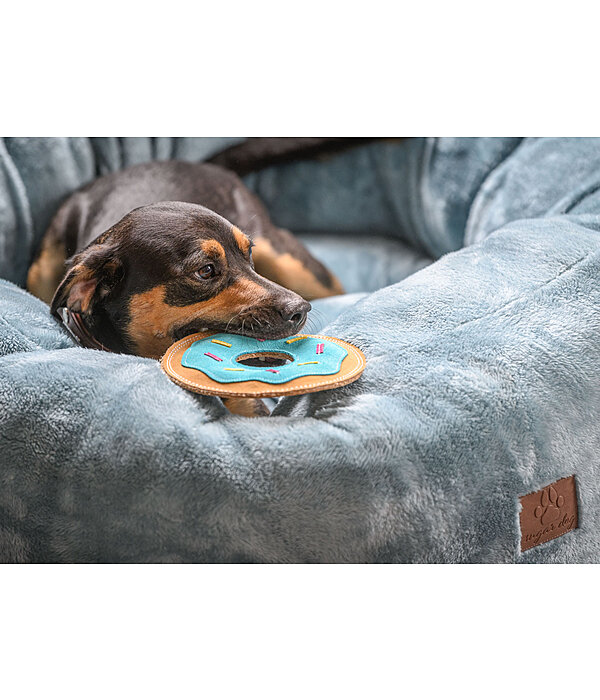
[226,284,313,340]
[282,299,311,326]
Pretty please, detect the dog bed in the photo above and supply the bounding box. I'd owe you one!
[1,137,600,563]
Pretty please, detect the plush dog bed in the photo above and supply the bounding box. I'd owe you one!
[1,137,600,563]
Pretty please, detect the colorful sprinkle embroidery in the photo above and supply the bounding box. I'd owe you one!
[286,336,308,344]
[181,334,349,385]
[204,352,223,361]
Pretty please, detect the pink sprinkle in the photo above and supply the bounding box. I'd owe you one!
[204,352,223,362]
[257,339,266,342]
[316,343,324,354]
[266,369,279,373]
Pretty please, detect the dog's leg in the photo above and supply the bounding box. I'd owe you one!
[26,233,67,304]
[27,194,84,305]
[252,228,344,300]
[222,397,271,417]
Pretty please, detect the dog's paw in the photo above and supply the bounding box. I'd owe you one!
[534,485,564,525]
[222,397,271,417]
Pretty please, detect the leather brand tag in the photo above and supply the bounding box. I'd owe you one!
[519,476,578,552]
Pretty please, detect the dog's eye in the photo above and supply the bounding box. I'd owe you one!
[196,264,216,280]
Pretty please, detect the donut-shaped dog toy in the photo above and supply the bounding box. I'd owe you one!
[161,333,365,398]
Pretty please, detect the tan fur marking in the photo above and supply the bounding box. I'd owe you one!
[252,239,344,300]
[68,273,97,313]
[26,236,67,304]
[201,239,226,260]
[127,279,268,358]
[222,397,270,417]
[232,226,251,256]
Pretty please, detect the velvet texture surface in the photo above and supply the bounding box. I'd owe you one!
[1,137,599,563]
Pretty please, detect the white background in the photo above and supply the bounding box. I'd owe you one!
[2,2,599,697]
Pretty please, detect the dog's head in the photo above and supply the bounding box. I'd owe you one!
[51,202,311,357]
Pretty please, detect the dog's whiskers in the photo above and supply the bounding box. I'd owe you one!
[225,311,243,333]
[303,307,326,334]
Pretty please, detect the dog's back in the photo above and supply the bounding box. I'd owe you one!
[27,160,343,304]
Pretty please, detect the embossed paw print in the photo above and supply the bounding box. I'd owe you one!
[534,485,564,525]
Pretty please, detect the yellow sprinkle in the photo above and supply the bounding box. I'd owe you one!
[212,339,232,347]
[224,368,245,371]
[286,336,308,344]
[298,361,319,365]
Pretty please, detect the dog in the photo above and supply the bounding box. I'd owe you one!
[26,161,344,416]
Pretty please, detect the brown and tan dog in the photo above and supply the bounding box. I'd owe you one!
[27,161,343,416]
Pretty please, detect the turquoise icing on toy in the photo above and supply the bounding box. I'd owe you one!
[181,334,347,384]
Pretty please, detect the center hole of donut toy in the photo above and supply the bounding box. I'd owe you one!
[235,352,294,368]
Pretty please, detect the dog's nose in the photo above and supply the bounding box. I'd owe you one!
[282,299,311,327]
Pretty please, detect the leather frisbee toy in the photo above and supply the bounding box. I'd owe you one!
[161,333,366,398]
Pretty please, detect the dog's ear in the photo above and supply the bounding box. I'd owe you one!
[50,243,123,317]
